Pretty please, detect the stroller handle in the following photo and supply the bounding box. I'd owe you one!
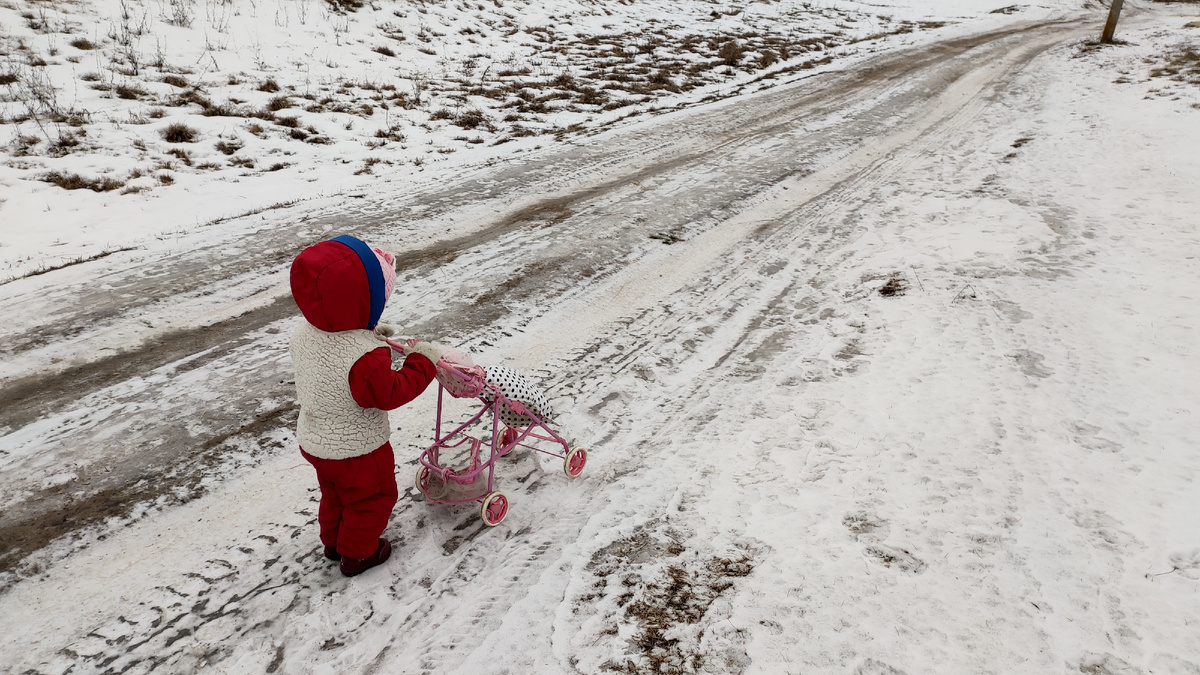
[384,338,491,399]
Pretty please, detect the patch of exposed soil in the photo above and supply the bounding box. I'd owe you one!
[578,527,757,674]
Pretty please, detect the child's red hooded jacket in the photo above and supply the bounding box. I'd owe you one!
[289,236,435,460]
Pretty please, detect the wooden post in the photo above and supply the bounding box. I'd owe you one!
[1101,0,1124,43]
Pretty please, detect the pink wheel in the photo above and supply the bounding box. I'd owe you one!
[415,466,429,495]
[564,446,587,478]
[494,426,520,457]
[480,491,508,527]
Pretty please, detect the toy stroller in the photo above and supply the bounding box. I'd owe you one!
[387,339,586,527]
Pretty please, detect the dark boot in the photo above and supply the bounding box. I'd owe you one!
[339,538,392,577]
[323,545,341,561]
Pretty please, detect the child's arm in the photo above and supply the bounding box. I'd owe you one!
[348,347,437,411]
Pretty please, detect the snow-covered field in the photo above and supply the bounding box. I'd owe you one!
[3,0,1200,673]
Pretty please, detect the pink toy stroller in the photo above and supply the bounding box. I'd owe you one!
[387,339,586,527]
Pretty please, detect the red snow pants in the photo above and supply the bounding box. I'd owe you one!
[301,442,398,559]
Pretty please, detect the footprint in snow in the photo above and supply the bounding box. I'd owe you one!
[1007,349,1052,379]
[856,658,909,675]
[863,544,926,574]
[842,510,889,541]
[1077,652,1140,675]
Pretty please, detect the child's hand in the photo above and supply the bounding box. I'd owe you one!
[410,341,443,364]
[373,323,397,338]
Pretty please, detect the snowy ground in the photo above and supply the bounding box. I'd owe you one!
[1,0,1034,282]
[3,1,1200,674]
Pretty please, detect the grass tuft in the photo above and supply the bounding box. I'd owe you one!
[453,108,489,129]
[115,84,147,100]
[214,140,242,155]
[43,171,125,192]
[161,122,198,143]
[167,148,193,166]
[878,275,908,297]
[717,40,745,65]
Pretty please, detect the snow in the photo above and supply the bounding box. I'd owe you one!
[3,0,1200,674]
[1,0,1073,281]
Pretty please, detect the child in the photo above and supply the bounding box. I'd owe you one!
[289,235,443,577]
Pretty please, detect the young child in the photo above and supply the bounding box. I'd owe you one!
[289,234,443,577]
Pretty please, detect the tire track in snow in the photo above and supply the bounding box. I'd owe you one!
[361,31,1088,663]
[0,17,1077,404]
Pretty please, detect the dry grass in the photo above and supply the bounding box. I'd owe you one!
[354,156,382,175]
[214,140,242,155]
[374,125,405,141]
[166,148,193,166]
[1149,46,1200,85]
[717,40,746,65]
[12,246,138,280]
[452,108,489,129]
[43,171,125,192]
[0,2,928,188]
[114,84,146,100]
[161,122,197,142]
[49,132,82,157]
[878,275,908,297]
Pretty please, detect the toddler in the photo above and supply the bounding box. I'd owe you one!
[289,234,443,576]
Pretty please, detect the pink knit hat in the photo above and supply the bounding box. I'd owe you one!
[373,247,397,300]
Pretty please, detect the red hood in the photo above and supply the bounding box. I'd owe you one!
[290,240,375,332]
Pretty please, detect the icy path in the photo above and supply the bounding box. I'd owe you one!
[3,11,1200,675]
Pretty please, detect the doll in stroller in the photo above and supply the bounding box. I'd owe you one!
[387,339,586,527]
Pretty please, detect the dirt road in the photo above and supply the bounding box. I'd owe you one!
[0,15,1106,674]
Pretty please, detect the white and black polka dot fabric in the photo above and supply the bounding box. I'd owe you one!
[481,366,554,428]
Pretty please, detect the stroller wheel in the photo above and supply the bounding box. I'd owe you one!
[495,425,520,457]
[415,466,429,496]
[564,446,587,478]
[480,491,508,527]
